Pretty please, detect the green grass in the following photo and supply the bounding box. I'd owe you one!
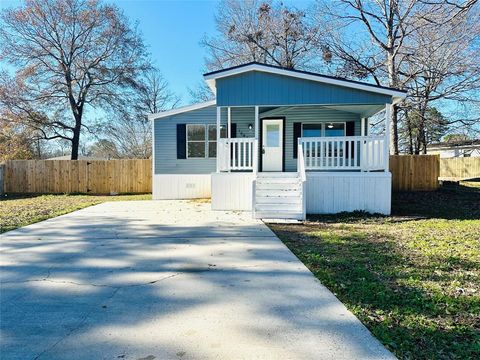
[0,193,151,233]
[269,182,480,360]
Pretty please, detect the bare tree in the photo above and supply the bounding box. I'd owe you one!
[187,81,215,104]
[202,0,321,71]
[0,0,149,159]
[101,68,180,159]
[399,5,480,153]
[316,0,478,154]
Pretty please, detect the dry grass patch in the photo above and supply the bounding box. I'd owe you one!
[0,193,151,233]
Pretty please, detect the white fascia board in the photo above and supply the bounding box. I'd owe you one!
[148,100,217,121]
[204,64,407,99]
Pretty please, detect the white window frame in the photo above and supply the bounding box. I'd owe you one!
[207,124,218,158]
[186,124,207,159]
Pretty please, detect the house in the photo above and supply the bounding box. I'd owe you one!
[427,139,480,158]
[149,62,407,219]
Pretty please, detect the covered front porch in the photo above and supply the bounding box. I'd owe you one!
[211,103,393,218]
[204,62,405,218]
[214,104,393,174]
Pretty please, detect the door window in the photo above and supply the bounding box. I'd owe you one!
[266,124,280,147]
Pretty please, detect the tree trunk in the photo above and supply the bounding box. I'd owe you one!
[387,50,399,155]
[390,105,399,155]
[70,114,82,160]
[406,115,414,154]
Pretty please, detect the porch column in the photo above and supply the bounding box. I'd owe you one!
[254,106,259,174]
[384,104,392,172]
[366,117,369,136]
[216,106,221,173]
[227,107,231,138]
[361,118,365,137]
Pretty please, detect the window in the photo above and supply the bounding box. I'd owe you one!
[325,123,346,137]
[208,125,227,158]
[302,122,346,158]
[302,124,322,137]
[266,124,280,147]
[187,124,206,158]
[302,123,346,137]
[186,124,226,159]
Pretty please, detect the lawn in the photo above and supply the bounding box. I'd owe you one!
[269,182,480,360]
[0,193,151,233]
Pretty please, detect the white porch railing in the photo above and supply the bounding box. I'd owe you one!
[297,142,307,220]
[299,136,386,171]
[218,138,257,172]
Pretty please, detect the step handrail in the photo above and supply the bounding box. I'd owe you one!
[297,140,307,220]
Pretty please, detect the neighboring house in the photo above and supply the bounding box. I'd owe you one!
[427,139,480,158]
[149,62,407,219]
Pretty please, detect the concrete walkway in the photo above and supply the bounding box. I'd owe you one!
[0,200,394,360]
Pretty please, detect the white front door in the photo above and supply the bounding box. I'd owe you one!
[262,119,283,171]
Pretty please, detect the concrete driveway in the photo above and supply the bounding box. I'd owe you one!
[0,200,394,360]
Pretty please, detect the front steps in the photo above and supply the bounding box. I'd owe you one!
[253,172,305,220]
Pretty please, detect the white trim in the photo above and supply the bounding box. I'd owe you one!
[148,100,216,120]
[207,124,217,158]
[216,106,221,172]
[227,107,231,138]
[384,104,391,172]
[204,63,407,100]
[151,114,155,177]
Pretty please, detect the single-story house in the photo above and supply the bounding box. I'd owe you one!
[149,62,407,219]
[427,139,480,158]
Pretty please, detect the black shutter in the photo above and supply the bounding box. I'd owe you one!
[346,121,355,136]
[293,122,302,158]
[231,123,237,138]
[345,121,355,158]
[176,124,186,159]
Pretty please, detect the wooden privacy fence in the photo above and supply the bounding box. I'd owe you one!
[439,157,480,181]
[2,156,446,194]
[3,159,151,194]
[389,155,440,191]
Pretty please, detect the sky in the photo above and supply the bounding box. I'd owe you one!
[0,0,310,104]
[0,0,220,103]
[115,0,219,103]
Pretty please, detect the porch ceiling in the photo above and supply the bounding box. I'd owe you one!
[257,104,385,118]
[321,104,386,117]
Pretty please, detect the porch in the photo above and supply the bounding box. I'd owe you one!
[215,104,392,174]
[212,104,393,219]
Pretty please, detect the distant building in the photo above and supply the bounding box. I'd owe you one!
[427,139,480,158]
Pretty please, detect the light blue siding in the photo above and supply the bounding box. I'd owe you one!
[216,72,392,107]
[154,105,223,174]
[154,105,362,174]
